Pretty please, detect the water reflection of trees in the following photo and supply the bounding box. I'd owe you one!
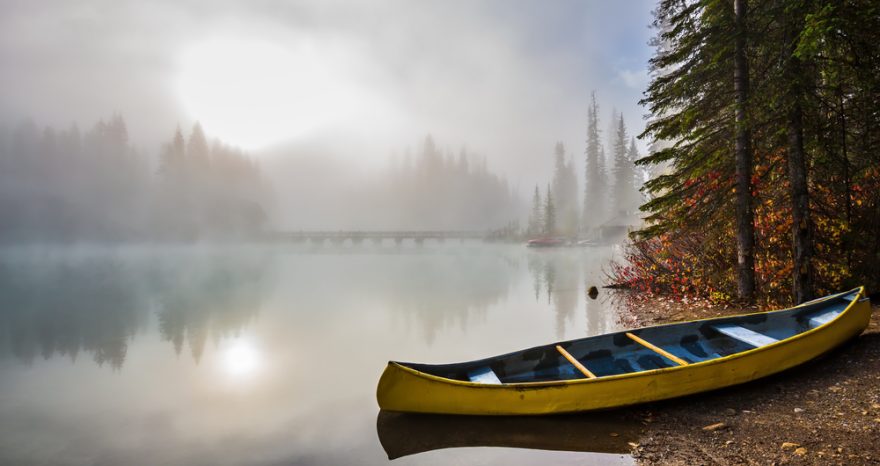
[387,251,520,345]
[0,259,145,368]
[585,291,613,336]
[154,259,267,362]
[0,251,270,368]
[527,252,580,339]
[527,251,621,338]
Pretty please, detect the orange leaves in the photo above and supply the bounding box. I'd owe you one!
[610,231,736,305]
[617,139,880,306]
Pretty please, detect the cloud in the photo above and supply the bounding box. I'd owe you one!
[618,68,650,90]
[0,0,656,183]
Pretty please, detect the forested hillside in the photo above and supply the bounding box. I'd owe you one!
[615,0,880,305]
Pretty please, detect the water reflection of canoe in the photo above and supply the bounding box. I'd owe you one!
[376,411,638,460]
[377,288,870,415]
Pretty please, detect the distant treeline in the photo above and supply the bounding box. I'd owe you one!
[381,135,520,231]
[528,93,644,238]
[0,116,269,242]
[615,0,880,305]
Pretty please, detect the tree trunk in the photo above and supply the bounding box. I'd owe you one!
[838,88,853,276]
[785,28,814,304]
[733,0,756,302]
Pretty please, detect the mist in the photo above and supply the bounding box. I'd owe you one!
[7,2,880,463]
[0,0,654,465]
[0,0,655,238]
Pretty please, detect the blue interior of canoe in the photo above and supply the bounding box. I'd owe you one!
[401,289,860,384]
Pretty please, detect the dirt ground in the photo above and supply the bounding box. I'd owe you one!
[615,294,880,465]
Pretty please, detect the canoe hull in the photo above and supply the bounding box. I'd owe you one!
[376,293,871,415]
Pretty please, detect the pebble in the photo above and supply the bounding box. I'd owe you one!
[794,447,808,456]
[781,442,800,450]
[609,432,619,437]
[627,442,639,449]
[794,407,805,413]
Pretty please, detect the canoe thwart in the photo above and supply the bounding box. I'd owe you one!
[806,310,839,328]
[555,345,597,379]
[712,324,778,348]
[468,367,502,384]
[625,332,689,366]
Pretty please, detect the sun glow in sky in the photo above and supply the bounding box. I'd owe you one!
[0,1,657,178]
[177,37,377,150]
[220,337,263,378]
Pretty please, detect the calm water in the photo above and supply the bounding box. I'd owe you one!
[0,243,636,465]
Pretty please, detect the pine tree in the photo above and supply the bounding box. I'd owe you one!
[543,185,556,236]
[551,142,579,237]
[186,122,211,214]
[627,137,642,197]
[583,91,607,231]
[159,126,186,179]
[528,185,543,236]
[637,0,756,301]
[780,0,813,303]
[187,122,209,169]
[732,0,756,301]
[611,115,639,215]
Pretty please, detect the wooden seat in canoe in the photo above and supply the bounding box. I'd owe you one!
[712,324,778,348]
[468,366,502,384]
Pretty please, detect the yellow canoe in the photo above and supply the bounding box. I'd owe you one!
[376,288,871,415]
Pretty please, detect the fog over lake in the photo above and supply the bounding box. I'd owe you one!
[0,1,658,463]
[0,244,635,465]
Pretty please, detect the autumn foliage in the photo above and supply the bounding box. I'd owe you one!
[612,147,880,307]
[617,1,880,306]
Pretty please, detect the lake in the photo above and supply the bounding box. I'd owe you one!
[0,243,637,465]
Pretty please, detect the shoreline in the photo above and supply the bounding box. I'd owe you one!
[614,292,880,465]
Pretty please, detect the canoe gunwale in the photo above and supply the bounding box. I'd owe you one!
[387,287,865,389]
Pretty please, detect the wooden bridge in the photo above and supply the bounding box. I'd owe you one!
[263,230,491,245]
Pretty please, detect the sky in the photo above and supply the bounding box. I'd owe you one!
[0,0,656,186]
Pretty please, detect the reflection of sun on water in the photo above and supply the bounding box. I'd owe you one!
[221,338,262,379]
